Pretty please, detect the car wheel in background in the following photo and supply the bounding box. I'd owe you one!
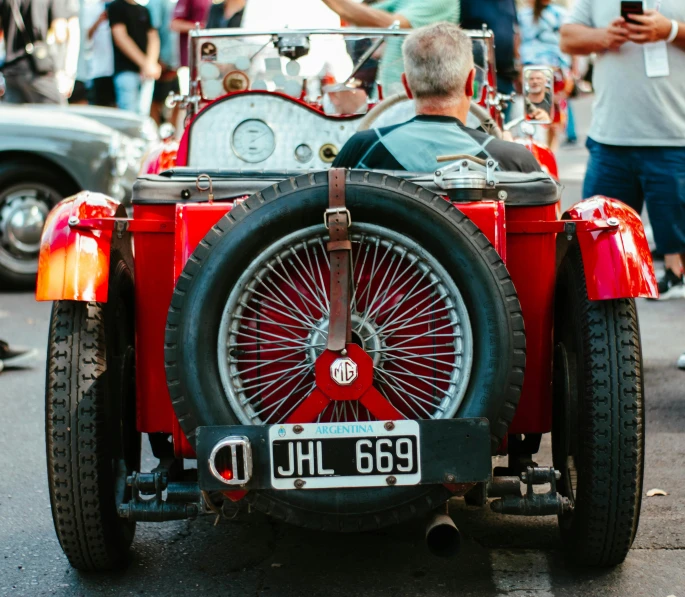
[553,244,645,567]
[0,161,73,290]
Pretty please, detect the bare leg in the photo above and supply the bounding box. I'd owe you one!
[664,254,684,275]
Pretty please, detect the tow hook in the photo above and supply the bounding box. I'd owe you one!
[490,466,572,516]
[118,471,201,522]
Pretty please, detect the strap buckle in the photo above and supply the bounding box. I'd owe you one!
[324,207,352,229]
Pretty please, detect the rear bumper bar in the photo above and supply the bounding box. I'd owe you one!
[196,418,491,492]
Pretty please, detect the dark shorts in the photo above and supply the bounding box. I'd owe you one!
[153,75,180,102]
[583,137,685,254]
[68,80,88,104]
[89,76,117,107]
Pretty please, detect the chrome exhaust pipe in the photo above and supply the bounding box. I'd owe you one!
[425,512,461,557]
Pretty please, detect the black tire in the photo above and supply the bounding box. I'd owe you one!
[46,252,139,571]
[553,244,644,567]
[0,160,76,290]
[165,170,525,531]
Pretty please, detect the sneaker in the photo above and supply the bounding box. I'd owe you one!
[655,269,685,300]
[0,340,39,371]
[678,353,685,370]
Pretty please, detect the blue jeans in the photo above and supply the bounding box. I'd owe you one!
[583,137,685,254]
[566,100,577,142]
[113,71,154,117]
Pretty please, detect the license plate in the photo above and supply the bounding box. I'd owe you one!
[269,420,421,490]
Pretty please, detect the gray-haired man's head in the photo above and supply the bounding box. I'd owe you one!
[402,22,475,104]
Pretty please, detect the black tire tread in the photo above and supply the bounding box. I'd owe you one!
[46,300,133,571]
[557,245,644,567]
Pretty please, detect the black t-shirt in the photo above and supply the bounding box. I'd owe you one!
[0,0,74,71]
[460,0,518,81]
[527,91,553,117]
[107,0,152,74]
[333,115,541,174]
[205,4,243,29]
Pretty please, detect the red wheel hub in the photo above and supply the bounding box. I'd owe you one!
[287,344,402,424]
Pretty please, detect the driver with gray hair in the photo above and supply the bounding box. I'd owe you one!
[333,22,541,173]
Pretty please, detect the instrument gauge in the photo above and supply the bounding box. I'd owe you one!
[294,144,313,164]
[231,119,276,163]
[319,143,338,163]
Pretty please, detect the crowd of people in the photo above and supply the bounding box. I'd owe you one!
[0,0,247,122]
[0,0,579,122]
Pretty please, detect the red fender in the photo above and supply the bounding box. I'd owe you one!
[36,192,123,302]
[561,196,658,300]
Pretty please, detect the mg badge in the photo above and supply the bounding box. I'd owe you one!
[330,357,358,386]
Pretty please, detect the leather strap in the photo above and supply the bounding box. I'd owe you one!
[326,169,352,352]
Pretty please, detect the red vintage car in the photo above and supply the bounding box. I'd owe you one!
[37,28,656,572]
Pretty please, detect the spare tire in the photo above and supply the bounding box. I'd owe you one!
[165,170,525,531]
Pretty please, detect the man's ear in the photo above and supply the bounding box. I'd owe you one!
[465,68,476,98]
[401,73,414,99]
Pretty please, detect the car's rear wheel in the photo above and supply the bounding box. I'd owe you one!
[165,171,525,531]
[552,244,644,567]
[46,253,139,571]
[0,162,73,290]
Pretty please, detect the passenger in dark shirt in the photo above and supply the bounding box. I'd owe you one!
[334,22,540,174]
[108,0,160,115]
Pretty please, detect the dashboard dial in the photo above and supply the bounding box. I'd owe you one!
[294,144,313,163]
[231,119,276,163]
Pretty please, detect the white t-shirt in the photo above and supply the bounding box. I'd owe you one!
[78,0,114,81]
[566,0,685,146]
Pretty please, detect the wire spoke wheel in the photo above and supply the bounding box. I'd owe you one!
[218,223,473,425]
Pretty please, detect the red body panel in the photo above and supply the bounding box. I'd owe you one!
[132,204,177,434]
[505,203,560,435]
[564,197,658,300]
[36,192,121,302]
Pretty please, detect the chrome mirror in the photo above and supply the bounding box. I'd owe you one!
[523,66,554,125]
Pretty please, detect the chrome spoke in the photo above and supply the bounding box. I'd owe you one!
[248,283,320,327]
[375,369,431,418]
[289,246,328,314]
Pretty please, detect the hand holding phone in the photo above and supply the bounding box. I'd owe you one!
[621,1,645,25]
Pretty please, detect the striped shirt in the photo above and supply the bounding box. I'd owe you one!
[333,115,541,173]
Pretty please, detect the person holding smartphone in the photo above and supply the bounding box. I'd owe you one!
[561,2,685,304]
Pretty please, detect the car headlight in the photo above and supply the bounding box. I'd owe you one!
[127,138,147,170]
[108,132,128,177]
[140,117,160,144]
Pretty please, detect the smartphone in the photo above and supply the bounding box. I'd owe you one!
[621,1,644,24]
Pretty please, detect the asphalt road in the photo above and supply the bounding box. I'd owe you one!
[1,96,684,597]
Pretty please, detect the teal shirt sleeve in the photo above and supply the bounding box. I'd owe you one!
[375,0,459,27]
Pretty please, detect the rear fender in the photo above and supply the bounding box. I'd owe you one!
[558,196,658,300]
[36,191,124,302]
